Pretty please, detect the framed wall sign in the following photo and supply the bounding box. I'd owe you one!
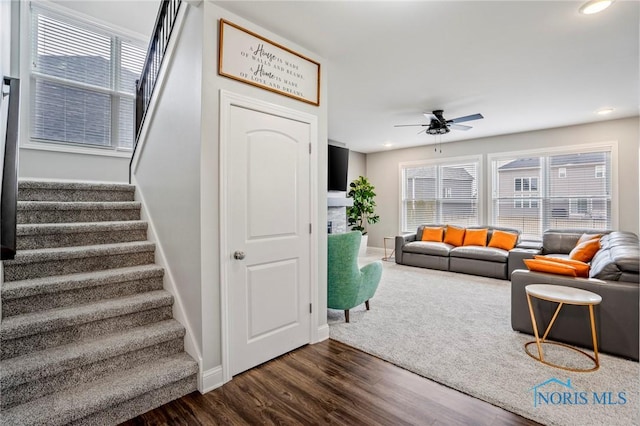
[218,19,321,106]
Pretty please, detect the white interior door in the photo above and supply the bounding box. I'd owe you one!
[227,103,311,376]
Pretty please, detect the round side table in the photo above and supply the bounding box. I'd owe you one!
[524,284,602,372]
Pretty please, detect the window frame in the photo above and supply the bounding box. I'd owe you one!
[399,155,482,233]
[19,1,147,158]
[488,142,618,239]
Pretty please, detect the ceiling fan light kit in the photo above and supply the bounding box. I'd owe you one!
[579,0,615,15]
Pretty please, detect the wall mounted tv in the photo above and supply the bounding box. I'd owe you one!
[328,145,349,191]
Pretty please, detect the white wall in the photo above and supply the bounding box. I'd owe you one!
[348,150,366,185]
[49,0,159,38]
[132,2,203,367]
[365,117,639,249]
[19,149,129,182]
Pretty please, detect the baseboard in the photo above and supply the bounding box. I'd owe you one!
[314,324,330,343]
[200,366,226,394]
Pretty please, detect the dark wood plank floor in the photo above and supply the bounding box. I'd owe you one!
[121,340,541,426]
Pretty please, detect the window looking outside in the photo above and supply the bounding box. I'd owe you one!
[401,159,479,232]
[491,149,612,239]
[30,6,146,150]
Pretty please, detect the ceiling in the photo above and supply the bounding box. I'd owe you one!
[215,1,639,154]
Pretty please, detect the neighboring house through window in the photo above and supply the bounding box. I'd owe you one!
[401,157,480,232]
[491,148,613,239]
[30,5,146,151]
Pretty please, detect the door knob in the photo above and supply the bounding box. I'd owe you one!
[233,250,246,260]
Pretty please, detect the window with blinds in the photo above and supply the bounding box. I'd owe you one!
[30,6,146,150]
[491,148,612,239]
[401,159,480,232]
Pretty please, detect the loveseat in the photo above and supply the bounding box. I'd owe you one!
[395,225,531,280]
[511,229,639,361]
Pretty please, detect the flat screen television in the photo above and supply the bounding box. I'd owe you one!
[328,145,349,191]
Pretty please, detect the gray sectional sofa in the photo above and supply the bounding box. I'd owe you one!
[395,225,533,280]
[511,229,639,361]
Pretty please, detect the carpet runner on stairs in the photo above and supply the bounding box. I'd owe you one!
[0,180,198,426]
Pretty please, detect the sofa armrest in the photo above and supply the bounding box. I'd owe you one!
[516,240,543,250]
[507,248,542,279]
[395,234,416,264]
[510,269,639,360]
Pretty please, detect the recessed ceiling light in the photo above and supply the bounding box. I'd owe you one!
[579,0,615,15]
[383,142,393,148]
[596,108,615,115]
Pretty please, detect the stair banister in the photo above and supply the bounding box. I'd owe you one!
[1,76,20,260]
[130,0,182,183]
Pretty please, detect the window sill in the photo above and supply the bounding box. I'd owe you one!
[21,140,133,159]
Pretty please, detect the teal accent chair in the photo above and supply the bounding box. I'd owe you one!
[328,231,383,322]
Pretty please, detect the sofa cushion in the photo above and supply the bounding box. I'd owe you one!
[450,246,508,263]
[542,228,611,255]
[487,230,518,251]
[590,231,640,281]
[444,225,465,247]
[403,241,453,256]
[524,258,578,277]
[421,226,444,242]
[534,255,590,278]
[569,238,601,262]
[463,228,488,246]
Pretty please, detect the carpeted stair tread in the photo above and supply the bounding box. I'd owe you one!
[0,290,173,341]
[4,241,155,265]
[2,264,164,300]
[18,180,135,203]
[17,220,148,236]
[18,180,135,192]
[16,221,149,250]
[18,200,141,211]
[0,319,185,388]
[0,352,198,426]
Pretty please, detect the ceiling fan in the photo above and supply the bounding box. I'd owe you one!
[395,110,484,135]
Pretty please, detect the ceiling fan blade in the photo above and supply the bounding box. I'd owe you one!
[449,124,472,131]
[394,124,427,127]
[448,113,484,124]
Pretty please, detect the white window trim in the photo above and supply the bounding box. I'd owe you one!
[19,0,147,158]
[488,141,619,232]
[398,154,483,233]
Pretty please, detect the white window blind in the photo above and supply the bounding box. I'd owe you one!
[30,6,146,150]
[402,160,479,232]
[491,149,611,239]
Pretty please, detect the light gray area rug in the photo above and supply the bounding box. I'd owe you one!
[328,249,639,426]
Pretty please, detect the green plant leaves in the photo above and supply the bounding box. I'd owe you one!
[346,176,380,235]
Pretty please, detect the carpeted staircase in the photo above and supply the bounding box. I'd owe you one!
[0,180,198,425]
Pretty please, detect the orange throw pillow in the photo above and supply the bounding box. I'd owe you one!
[534,255,590,278]
[463,228,488,246]
[524,258,577,277]
[488,230,518,251]
[443,225,465,247]
[569,238,601,263]
[421,227,444,242]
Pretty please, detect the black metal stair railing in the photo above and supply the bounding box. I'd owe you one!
[1,76,20,260]
[130,0,182,183]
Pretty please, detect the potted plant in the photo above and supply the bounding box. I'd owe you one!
[347,176,380,255]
